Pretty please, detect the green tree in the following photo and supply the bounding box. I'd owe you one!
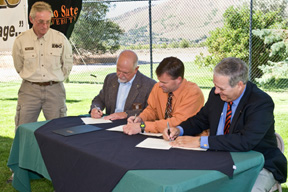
[169,41,179,48]
[195,2,286,80]
[161,43,168,49]
[71,2,124,54]
[254,0,287,17]
[253,29,288,86]
[179,39,190,48]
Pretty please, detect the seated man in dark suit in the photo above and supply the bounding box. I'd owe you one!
[89,50,156,120]
[163,57,287,191]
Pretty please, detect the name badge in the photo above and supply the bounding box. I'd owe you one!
[25,47,34,51]
[52,43,62,48]
[133,103,143,110]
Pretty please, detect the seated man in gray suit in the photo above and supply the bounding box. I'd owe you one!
[89,50,156,120]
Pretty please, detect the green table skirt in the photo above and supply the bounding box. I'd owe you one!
[8,121,264,192]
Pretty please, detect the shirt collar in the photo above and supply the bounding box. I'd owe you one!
[231,85,246,107]
[31,28,50,41]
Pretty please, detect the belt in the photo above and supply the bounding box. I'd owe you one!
[26,80,59,86]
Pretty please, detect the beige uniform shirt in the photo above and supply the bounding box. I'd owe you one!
[12,28,73,82]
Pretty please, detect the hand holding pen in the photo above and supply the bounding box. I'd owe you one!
[163,122,179,141]
[133,114,137,123]
[91,104,103,118]
[127,114,142,124]
[167,122,171,141]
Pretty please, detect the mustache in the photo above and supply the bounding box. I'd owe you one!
[118,78,127,83]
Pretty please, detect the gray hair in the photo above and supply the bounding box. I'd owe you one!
[214,57,248,87]
[30,1,53,19]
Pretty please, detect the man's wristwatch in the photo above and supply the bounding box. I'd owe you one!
[140,121,145,133]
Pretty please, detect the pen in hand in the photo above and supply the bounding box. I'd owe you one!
[133,114,137,123]
[94,105,100,112]
[167,122,171,141]
[93,105,102,117]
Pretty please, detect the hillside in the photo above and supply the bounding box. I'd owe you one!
[112,0,246,44]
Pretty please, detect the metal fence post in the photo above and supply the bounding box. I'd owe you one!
[249,0,253,81]
[149,0,153,79]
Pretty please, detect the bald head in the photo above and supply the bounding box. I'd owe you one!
[116,50,139,83]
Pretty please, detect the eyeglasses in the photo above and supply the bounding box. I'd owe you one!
[35,19,51,25]
[117,71,132,76]
[117,68,134,76]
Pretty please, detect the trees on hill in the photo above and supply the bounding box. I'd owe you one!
[194,1,287,82]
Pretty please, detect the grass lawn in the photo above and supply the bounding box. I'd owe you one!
[68,62,214,88]
[0,77,287,191]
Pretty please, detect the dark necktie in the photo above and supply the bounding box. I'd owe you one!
[164,92,173,119]
[224,102,233,134]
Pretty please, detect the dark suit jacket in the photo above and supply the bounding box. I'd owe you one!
[90,71,156,117]
[180,81,287,183]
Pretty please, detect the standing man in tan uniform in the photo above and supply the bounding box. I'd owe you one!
[12,1,73,129]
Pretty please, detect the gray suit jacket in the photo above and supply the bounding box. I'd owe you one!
[90,71,156,116]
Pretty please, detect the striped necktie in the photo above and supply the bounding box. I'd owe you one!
[224,102,233,134]
[164,92,173,119]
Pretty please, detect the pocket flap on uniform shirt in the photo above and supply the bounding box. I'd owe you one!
[23,52,37,59]
[50,49,62,57]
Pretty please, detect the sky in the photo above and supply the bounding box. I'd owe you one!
[106,0,166,18]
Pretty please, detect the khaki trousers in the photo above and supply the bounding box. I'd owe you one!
[251,168,276,192]
[15,80,67,130]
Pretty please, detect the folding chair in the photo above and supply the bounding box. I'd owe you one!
[269,132,284,192]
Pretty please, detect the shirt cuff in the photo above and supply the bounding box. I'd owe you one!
[177,126,184,136]
[200,136,209,149]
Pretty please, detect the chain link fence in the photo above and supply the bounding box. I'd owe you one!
[1,0,288,90]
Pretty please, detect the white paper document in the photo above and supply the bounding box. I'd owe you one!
[81,117,112,124]
[141,132,163,137]
[136,138,171,150]
[136,138,207,151]
[106,125,124,132]
[106,126,162,137]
